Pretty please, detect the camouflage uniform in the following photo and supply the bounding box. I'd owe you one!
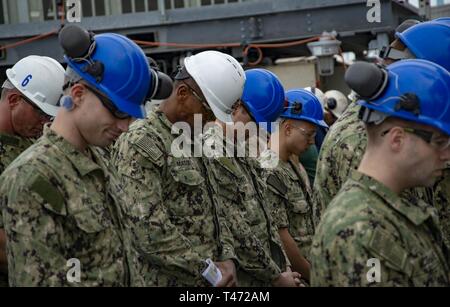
[311,171,450,287]
[111,110,237,287]
[0,132,34,287]
[259,149,315,260]
[0,132,34,174]
[201,124,287,287]
[434,165,450,248]
[313,102,433,225]
[0,126,132,287]
[313,102,364,219]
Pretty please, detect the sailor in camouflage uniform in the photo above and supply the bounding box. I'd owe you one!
[259,89,328,282]
[312,20,447,224]
[0,55,65,287]
[311,60,450,287]
[201,69,304,286]
[0,28,151,286]
[112,51,244,287]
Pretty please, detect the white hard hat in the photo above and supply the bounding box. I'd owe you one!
[6,55,65,117]
[304,87,325,106]
[184,51,246,123]
[324,90,349,119]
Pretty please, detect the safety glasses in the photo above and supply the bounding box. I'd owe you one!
[382,127,450,151]
[20,95,51,121]
[181,81,213,114]
[83,83,131,120]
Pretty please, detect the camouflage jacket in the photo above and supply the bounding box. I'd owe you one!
[311,171,449,287]
[0,132,33,175]
[201,124,287,287]
[0,132,33,287]
[434,166,450,249]
[313,102,433,225]
[0,127,131,287]
[111,110,237,287]
[259,149,315,260]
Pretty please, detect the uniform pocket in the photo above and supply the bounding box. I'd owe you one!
[171,169,205,186]
[72,207,112,234]
[291,199,310,214]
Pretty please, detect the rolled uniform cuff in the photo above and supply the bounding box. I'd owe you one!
[217,248,240,269]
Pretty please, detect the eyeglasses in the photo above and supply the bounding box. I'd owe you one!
[83,84,131,120]
[20,95,51,120]
[382,127,450,151]
[181,81,212,114]
[292,125,317,140]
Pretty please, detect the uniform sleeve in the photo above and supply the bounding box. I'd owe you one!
[205,159,282,284]
[311,221,411,287]
[266,186,289,229]
[112,133,207,285]
[218,196,282,283]
[264,171,290,229]
[1,169,75,287]
[214,200,238,263]
[313,133,366,226]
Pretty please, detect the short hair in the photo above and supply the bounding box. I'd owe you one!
[1,79,16,102]
[62,67,83,94]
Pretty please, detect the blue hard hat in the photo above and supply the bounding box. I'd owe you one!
[396,20,450,71]
[65,33,151,119]
[282,89,328,129]
[433,17,450,25]
[241,69,286,133]
[358,59,450,136]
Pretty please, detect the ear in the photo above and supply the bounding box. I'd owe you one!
[284,121,293,137]
[70,83,86,108]
[176,83,189,102]
[7,92,22,110]
[389,127,405,153]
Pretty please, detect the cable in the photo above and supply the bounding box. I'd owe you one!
[59,2,65,26]
[133,40,241,49]
[0,30,58,52]
[250,36,321,49]
[243,45,263,66]
[0,28,342,71]
[135,36,323,67]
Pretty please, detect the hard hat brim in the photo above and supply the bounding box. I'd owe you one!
[6,69,60,117]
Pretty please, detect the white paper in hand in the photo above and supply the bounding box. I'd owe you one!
[202,259,223,286]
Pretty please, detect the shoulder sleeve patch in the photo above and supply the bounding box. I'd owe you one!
[266,173,288,197]
[30,175,66,216]
[134,135,164,168]
[364,227,410,275]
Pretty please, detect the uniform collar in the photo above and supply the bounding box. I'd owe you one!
[155,108,176,133]
[351,171,431,226]
[43,126,103,177]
